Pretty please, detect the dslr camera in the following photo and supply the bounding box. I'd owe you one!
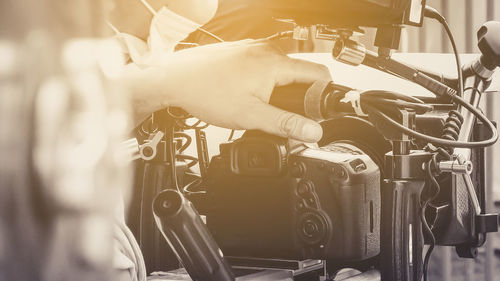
[206,132,380,261]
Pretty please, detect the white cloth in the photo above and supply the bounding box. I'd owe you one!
[114,220,147,281]
[108,0,201,67]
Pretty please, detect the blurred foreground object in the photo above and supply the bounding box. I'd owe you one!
[0,0,131,280]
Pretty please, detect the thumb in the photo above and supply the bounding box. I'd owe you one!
[246,102,323,143]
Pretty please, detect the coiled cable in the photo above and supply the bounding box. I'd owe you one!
[440,110,464,152]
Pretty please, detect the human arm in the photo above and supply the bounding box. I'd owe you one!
[123,39,331,142]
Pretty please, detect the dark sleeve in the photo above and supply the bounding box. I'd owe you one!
[186,0,294,43]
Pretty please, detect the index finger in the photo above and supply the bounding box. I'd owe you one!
[273,56,332,86]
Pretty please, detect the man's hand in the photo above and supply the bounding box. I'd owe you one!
[130,40,331,143]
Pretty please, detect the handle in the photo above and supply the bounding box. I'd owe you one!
[269,82,311,117]
[269,80,354,121]
[153,190,235,281]
[380,179,425,281]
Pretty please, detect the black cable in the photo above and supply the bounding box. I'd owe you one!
[165,107,211,194]
[228,129,235,141]
[174,132,192,153]
[176,118,207,130]
[167,107,210,130]
[424,6,464,97]
[166,123,181,192]
[182,178,205,195]
[361,89,498,148]
[421,157,441,281]
[166,106,191,119]
[190,119,202,127]
[362,96,434,114]
[184,171,202,178]
[266,31,294,41]
[361,89,428,104]
[176,154,199,169]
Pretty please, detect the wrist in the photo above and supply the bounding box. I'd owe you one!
[124,65,174,125]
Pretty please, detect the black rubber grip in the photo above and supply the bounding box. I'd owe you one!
[269,83,311,116]
[153,190,235,281]
[270,81,355,120]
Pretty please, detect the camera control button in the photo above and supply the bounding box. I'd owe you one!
[296,202,305,210]
[303,220,319,237]
[349,158,366,172]
[297,180,313,195]
[291,161,306,177]
[297,212,329,245]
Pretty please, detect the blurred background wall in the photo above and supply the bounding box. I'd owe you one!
[402,0,499,53]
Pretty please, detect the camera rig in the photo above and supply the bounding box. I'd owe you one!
[265,15,500,281]
[124,1,500,281]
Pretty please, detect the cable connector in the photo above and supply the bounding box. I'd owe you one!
[340,90,368,117]
[423,6,441,20]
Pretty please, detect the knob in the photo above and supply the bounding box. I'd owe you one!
[297,180,312,195]
[332,38,366,66]
[477,21,500,70]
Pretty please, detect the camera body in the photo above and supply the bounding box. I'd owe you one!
[206,132,380,261]
[320,112,492,255]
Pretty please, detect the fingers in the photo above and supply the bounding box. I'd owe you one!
[273,56,332,86]
[238,41,327,142]
[167,39,328,143]
[245,101,323,143]
[249,41,331,85]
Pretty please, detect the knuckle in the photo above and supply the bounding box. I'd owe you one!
[246,42,281,59]
[277,111,299,137]
[244,44,264,59]
[318,64,332,78]
[319,64,329,72]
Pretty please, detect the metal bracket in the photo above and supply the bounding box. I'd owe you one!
[438,156,481,215]
[120,130,165,162]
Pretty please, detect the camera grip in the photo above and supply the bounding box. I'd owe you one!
[270,81,355,121]
[270,80,334,121]
[380,180,425,281]
[270,83,312,117]
[153,189,235,281]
